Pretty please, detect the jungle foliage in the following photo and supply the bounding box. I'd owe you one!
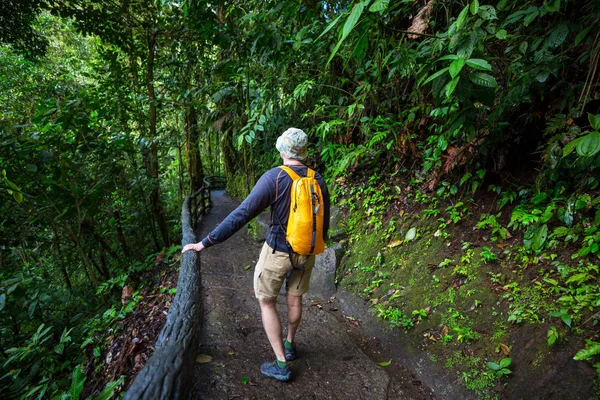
[1,0,600,398]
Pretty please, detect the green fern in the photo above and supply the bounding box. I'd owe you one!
[574,340,600,364]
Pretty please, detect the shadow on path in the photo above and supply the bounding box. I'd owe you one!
[192,191,432,400]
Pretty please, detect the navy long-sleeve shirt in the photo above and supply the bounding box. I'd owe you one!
[201,165,330,253]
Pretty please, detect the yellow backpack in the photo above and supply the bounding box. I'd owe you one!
[279,166,325,255]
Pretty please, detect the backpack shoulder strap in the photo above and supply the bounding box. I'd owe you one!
[307,168,315,179]
[278,165,301,181]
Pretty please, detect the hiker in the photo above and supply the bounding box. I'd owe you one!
[182,127,330,382]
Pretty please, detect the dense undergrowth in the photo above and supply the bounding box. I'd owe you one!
[334,133,600,398]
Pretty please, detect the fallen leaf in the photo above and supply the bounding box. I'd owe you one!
[496,243,507,249]
[241,376,249,385]
[399,210,405,217]
[196,354,213,363]
[405,227,417,241]
[500,343,511,356]
[387,239,402,248]
[378,360,392,367]
[228,351,235,356]
[441,326,449,337]
[121,285,133,306]
[243,265,251,271]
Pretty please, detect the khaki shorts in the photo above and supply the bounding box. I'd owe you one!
[253,242,315,301]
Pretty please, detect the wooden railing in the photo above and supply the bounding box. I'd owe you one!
[190,176,227,229]
[124,176,225,400]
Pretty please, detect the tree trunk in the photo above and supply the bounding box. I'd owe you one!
[185,104,204,192]
[52,227,72,292]
[146,24,170,248]
[113,210,130,257]
[124,0,160,250]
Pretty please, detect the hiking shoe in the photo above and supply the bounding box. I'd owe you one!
[260,361,292,382]
[283,339,296,361]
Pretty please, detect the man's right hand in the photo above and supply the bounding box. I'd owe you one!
[182,242,206,254]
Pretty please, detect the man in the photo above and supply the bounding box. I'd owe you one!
[182,127,330,382]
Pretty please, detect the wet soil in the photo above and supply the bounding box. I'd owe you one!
[192,191,433,400]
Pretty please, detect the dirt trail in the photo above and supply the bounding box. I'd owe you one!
[191,191,432,400]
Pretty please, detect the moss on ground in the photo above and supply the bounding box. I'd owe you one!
[337,196,598,399]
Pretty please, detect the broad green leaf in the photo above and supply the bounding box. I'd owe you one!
[470,0,479,15]
[28,301,37,317]
[13,191,23,203]
[486,361,500,370]
[546,24,569,48]
[497,0,509,10]
[457,32,477,59]
[405,227,417,241]
[445,76,460,98]
[456,6,469,29]
[499,358,512,368]
[369,0,389,12]
[449,58,465,78]
[466,58,492,71]
[589,113,600,131]
[478,5,497,20]
[317,14,344,40]
[469,72,498,88]
[519,41,529,54]
[561,313,572,328]
[496,29,507,40]
[327,1,368,65]
[378,360,392,367]
[94,377,125,400]
[576,131,600,157]
[536,70,550,83]
[54,343,65,355]
[436,54,459,62]
[575,26,593,45]
[25,164,37,172]
[562,138,580,157]
[526,224,548,251]
[545,0,560,12]
[422,67,450,85]
[523,9,539,26]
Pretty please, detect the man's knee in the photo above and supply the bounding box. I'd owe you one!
[259,297,277,309]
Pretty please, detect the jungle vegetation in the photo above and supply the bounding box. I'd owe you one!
[1,0,600,398]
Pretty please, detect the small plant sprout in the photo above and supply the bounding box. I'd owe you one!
[480,246,497,263]
[547,326,560,346]
[486,357,512,378]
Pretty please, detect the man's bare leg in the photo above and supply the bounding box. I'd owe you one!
[259,298,286,361]
[286,294,303,343]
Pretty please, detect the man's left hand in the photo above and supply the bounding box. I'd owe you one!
[182,242,206,254]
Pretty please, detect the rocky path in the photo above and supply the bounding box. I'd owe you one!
[191,191,432,400]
